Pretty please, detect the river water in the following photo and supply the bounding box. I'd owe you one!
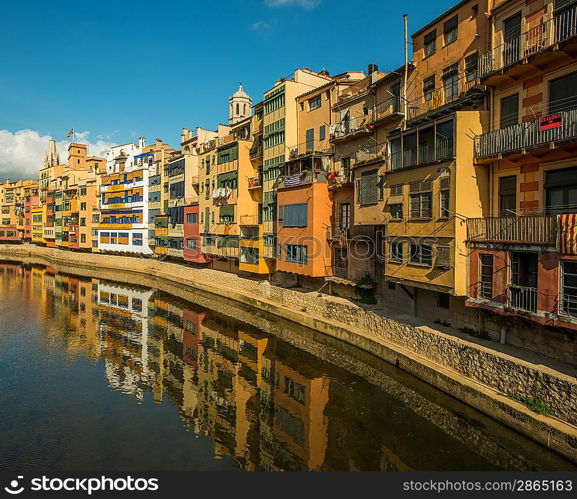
[0,261,574,472]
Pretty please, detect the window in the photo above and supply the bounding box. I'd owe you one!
[409,181,432,218]
[339,203,351,229]
[305,128,314,152]
[186,212,198,224]
[410,244,433,266]
[186,238,198,250]
[545,167,577,214]
[439,176,450,217]
[319,125,326,141]
[80,217,86,226]
[423,75,436,101]
[390,241,404,263]
[436,245,451,268]
[442,63,459,102]
[80,234,86,244]
[219,205,235,224]
[285,244,308,264]
[424,29,436,56]
[218,171,238,190]
[500,94,519,128]
[80,202,86,211]
[561,260,577,316]
[279,203,307,227]
[309,94,321,110]
[240,247,259,265]
[358,169,378,206]
[390,203,403,220]
[549,71,577,114]
[479,254,494,300]
[443,15,458,45]
[498,176,517,216]
[132,233,143,246]
[465,53,478,81]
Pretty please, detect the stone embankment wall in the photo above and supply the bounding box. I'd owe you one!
[1,244,576,463]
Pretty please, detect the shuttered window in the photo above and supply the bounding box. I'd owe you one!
[219,205,235,223]
[443,15,458,44]
[436,245,451,268]
[279,203,308,227]
[424,30,436,56]
[409,180,432,218]
[500,94,519,128]
[359,169,378,206]
[218,171,238,190]
[549,71,577,114]
[218,144,239,164]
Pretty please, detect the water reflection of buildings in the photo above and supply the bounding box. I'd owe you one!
[1,262,563,471]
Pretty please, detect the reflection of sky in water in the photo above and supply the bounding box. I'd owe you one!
[0,263,573,472]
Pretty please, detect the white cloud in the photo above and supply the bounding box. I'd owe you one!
[251,21,272,30]
[265,0,320,8]
[0,129,116,181]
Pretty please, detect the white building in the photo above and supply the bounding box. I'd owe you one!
[98,137,154,255]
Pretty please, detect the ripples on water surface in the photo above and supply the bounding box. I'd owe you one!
[0,262,574,472]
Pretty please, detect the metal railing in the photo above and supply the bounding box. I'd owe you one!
[247,177,262,189]
[479,6,577,78]
[331,115,374,140]
[390,137,454,170]
[475,107,577,158]
[467,215,558,245]
[560,293,577,317]
[508,285,538,313]
[373,98,403,123]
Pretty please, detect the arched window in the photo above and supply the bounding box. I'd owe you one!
[236,103,239,115]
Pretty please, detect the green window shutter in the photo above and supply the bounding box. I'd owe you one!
[360,169,378,205]
[279,205,285,224]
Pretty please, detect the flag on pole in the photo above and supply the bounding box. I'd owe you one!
[66,128,74,138]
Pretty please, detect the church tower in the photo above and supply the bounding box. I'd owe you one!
[43,139,60,169]
[228,83,252,125]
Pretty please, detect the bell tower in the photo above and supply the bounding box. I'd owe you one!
[228,83,252,125]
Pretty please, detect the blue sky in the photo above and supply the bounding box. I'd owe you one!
[0,0,457,179]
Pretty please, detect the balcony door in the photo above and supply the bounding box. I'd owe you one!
[500,94,519,129]
[503,13,522,67]
[498,175,517,216]
[545,166,577,214]
[510,251,538,312]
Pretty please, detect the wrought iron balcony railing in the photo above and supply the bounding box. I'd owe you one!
[479,6,577,79]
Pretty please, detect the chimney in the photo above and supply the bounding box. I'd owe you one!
[368,63,378,74]
[138,137,146,148]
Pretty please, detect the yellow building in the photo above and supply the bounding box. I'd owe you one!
[375,0,490,321]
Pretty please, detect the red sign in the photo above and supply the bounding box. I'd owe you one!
[540,113,562,131]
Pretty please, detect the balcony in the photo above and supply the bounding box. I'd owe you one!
[466,215,558,246]
[479,6,577,81]
[277,169,326,190]
[507,285,538,313]
[406,79,484,122]
[475,107,577,160]
[372,98,404,124]
[239,215,260,226]
[330,115,374,142]
[337,79,371,103]
[247,176,262,190]
[191,176,199,186]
